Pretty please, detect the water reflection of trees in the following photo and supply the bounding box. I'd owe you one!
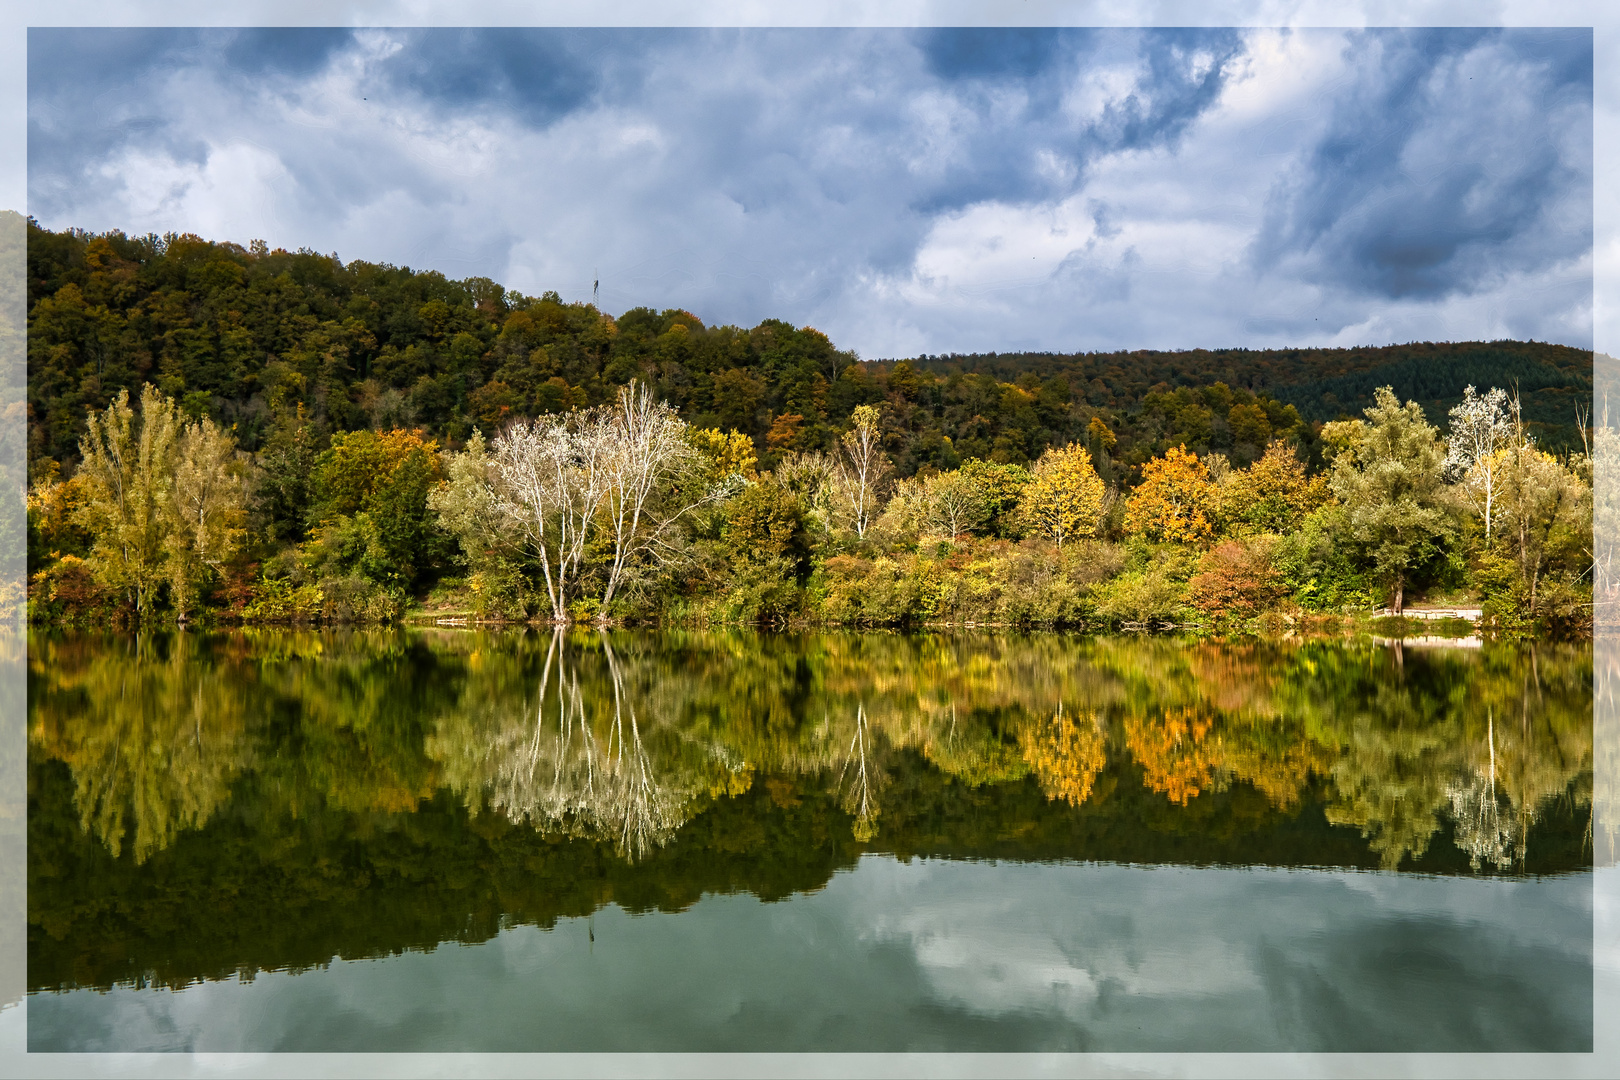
[28,630,1592,872]
[428,632,706,860]
[28,634,256,863]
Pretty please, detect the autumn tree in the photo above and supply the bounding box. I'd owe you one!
[1124,445,1216,544]
[1329,387,1454,614]
[1015,444,1107,548]
[1216,439,1327,536]
[922,468,991,538]
[428,429,527,616]
[1186,538,1285,619]
[307,428,444,588]
[956,458,1029,537]
[1487,442,1590,620]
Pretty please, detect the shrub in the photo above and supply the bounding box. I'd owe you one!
[1186,538,1285,619]
[1093,566,1187,627]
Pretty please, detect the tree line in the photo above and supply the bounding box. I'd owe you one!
[22,222,1596,634]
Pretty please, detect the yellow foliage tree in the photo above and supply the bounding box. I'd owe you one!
[166,416,248,618]
[73,385,181,617]
[1124,445,1216,544]
[1015,444,1107,548]
[1216,439,1329,536]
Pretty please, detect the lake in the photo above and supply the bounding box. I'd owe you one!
[24,629,1594,1052]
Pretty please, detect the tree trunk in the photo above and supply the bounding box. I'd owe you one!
[1392,578,1404,615]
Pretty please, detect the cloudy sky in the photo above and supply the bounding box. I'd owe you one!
[27,26,1593,357]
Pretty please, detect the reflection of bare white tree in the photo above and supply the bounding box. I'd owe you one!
[1447,709,1526,871]
[457,630,687,861]
[837,702,884,841]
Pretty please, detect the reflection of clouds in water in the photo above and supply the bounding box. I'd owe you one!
[851,858,1590,1048]
[28,857,1594,1052]
[863,862,1265,1017]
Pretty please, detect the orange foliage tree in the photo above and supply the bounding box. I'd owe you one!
[1124,445,1216,544]
[1186,539,1286,618]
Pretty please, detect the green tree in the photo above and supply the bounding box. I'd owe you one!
[166,415,247,619]
[1329,387,1455,614]
[73,385,181,617]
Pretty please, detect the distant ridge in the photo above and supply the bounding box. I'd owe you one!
[898,340,1592,448]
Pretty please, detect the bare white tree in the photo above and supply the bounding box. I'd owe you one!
[1444,385,1516,542]
[492,409,614,621]
[598,380,698,612]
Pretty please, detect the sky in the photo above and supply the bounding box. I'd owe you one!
[26,26,1595,358]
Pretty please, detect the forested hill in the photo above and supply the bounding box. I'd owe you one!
[906,341,1592,452]
[26,220,1593,482]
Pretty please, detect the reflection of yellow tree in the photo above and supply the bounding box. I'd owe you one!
[1125,706,1222,805]
[28,634,255,862]
[1018,705,1106,807]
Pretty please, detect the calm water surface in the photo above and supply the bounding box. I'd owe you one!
[25,630,1594,1051]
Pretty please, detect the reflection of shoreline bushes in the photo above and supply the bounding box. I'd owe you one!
[29,631,1592,873]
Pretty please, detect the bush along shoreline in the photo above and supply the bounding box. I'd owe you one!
[28,373,1594,640]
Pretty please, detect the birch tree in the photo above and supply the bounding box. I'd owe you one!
[922,468,990,538]
[1444,385,1515,542]
[598,381,697,611]
[837,404,889,539]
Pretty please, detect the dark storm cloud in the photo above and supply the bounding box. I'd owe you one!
[1253,28,1592,301]
[918,27,1077,80]
[367,28,613,128]
[907,28,1247,213]
[27,28,350,210]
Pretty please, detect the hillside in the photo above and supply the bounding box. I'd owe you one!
[25,220,1594,483]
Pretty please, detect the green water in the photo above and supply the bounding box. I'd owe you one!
[25,630,1594,1051]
